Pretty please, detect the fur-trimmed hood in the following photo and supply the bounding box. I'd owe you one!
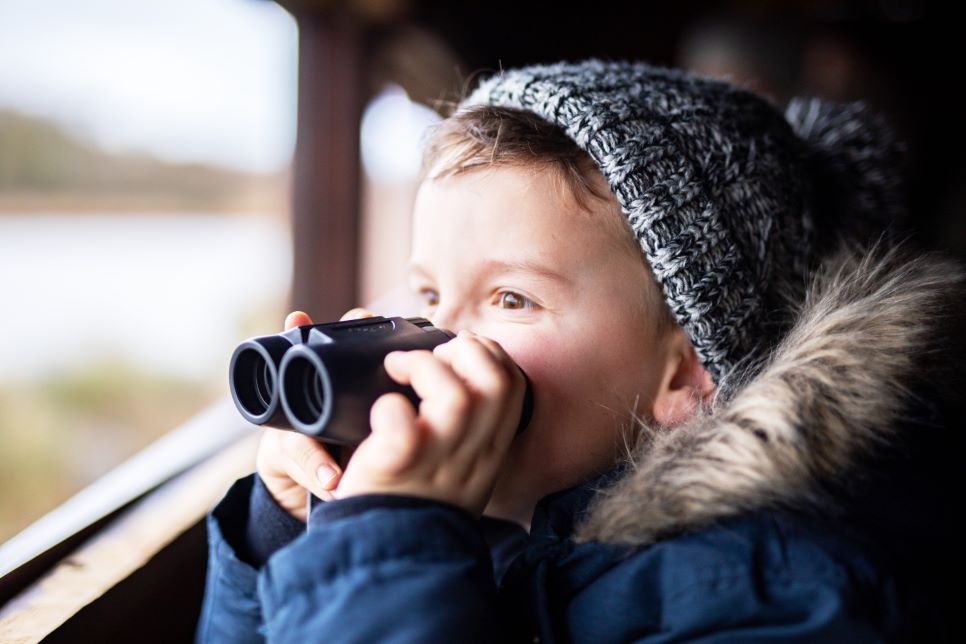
[577,246,963,545]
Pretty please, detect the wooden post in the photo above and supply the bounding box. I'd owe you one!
[287,9,365,321]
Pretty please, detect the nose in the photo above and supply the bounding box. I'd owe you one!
[430,303,471,335]
[429,305,456,334]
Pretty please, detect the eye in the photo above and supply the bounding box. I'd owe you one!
[498,291,533,310]
[419,288,440,307]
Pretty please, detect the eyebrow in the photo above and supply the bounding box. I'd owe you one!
[408,259,572,285]
[482,259,571,284]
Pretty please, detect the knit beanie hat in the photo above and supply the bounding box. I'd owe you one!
[463,59,904,388]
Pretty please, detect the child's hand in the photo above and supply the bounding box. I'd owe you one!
[335,330,526,516]
[254,308,372,521]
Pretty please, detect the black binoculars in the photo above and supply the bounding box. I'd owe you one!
[229,316,532,446]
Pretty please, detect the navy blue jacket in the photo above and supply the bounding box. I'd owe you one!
[196,463,948,643]
[197,251,961,642]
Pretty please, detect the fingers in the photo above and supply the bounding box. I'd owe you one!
[283,432,342,497]
[333,332,525,514]
[335,393,423,499]
[285,310,313,331]
[271,313,522,514]
[367,392,422,469]
[383,349,471,454]
[340,307,376,321]
[256,429,343,520]
[283,306,374,332]
[433,332,523,461]
[383,333,522,461]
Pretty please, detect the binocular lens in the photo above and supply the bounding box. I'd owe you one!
[283,353,327,427]
[233,347,276,417]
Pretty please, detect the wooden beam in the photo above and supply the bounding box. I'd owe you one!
[289,10,366,321]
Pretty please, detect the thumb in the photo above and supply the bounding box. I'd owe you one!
[283,433,342,498]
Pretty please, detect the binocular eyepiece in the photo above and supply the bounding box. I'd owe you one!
[229,316,532,447]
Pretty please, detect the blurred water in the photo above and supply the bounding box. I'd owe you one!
[0,214,291,384]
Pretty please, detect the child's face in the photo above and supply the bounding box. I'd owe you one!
[409,165,677,523]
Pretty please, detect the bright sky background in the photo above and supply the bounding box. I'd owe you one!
[0,0,298,173]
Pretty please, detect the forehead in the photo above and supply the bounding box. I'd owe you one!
[412,165,637,257]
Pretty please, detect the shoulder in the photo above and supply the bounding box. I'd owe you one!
[568,509,885,594]
[556,510,897,641]
[643,511,882,589]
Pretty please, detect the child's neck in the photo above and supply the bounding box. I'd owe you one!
[484,497,534,532]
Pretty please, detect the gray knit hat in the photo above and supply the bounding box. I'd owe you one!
[463,59,904,387]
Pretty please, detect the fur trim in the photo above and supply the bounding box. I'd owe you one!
[576,246,962,545]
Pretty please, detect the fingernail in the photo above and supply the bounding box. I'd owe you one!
[317,465,340,489]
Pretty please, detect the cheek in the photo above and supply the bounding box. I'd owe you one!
[494,325,666,493]
[504,334,628,427]
[494,334,566,410]
[495,333,554,385]
[504,328,662,432]
[503,337,634,487]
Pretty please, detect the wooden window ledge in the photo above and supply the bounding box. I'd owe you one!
[0,399,260,642]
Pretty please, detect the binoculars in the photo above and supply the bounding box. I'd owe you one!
[229,316,532,446]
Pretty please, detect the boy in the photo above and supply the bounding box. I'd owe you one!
[198,60,959,641]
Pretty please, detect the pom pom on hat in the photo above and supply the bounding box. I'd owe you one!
[785,96,907,248]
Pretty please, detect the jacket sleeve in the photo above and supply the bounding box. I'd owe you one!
[195,476,266,644]
[256,495,506,643]
[196,475,305,643]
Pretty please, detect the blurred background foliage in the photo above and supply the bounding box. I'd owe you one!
[0,110,287,213]
[0,292,286,542]
[0,363,212,540]
[0,0,296,543]
[0,17,294,543]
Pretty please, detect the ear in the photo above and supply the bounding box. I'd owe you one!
[651,330,715,426]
